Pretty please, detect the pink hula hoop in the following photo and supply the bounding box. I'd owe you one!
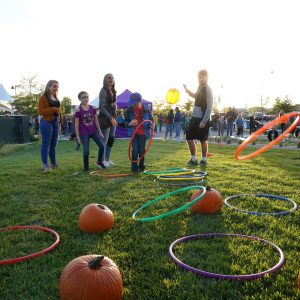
[0,225,60,265]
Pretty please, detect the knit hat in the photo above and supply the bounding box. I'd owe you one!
[129,92,142,105]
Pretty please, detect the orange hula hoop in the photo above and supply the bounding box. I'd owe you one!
[235,111,300,160]
[128,119,154,163]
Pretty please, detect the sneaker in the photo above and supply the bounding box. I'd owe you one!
[42,164,52,172]
[187,159,198,167]
[131,169,139,173]
[106,160,115,166]
[96,161,107,169]
[51,164,59,168]
[102,161,110,168]
[199,160,207,166]
[139,166,146,172]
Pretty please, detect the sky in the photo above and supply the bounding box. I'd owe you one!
[1,0,300,109]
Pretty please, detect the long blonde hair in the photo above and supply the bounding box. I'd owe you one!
[43,80,59,100]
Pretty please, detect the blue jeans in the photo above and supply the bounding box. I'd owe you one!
[165,124,173,138]
[40,117,59,165]
[81,132,105,171]
[227,122,233,136]
[159,121,163,132]
[174,122,180,137]
[131,134,146,171]
[101,126,116,161]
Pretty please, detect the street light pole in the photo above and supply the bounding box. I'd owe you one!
[260,70,274,123]
[11,85,16,97]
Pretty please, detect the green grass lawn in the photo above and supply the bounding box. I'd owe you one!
[0,139,300,299]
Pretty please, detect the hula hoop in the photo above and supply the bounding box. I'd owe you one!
[0,226,60,265]
[169,233,285,280]
[128,119,154,163]
[132,185,206,222]
[157,171,207,181]
[90,170,133,178]
[157,170,196,176]
[154,179,205,187]
[145,170,196,177]
[224,194,297,216]
[235,111,300,160]
[157,175,205,181]
[143,168,189,175]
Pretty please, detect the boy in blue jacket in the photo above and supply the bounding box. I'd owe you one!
[124,93,153,172]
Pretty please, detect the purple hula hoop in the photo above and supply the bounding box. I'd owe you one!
[169,233,285,280]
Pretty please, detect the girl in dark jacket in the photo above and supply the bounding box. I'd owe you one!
[98,74,118,167]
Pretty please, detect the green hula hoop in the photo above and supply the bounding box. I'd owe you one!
[143,168,190,175]
[154,179,205,187]
[132,186,206,222]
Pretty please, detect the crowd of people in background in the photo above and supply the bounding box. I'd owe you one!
[31,107,300,145]
[212,109,269,138]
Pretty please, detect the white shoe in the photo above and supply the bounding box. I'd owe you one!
[42,164,52,172]
[106,160,115,166]
[102,161,110,168]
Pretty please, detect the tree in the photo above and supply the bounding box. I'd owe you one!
[12,94,41,116]
[182,98,194,112]
[153,99,164,114]
[11,75,44,116]
[61,97,72,114]
[161,104,172,115]
[248,106,263,113]
[17,75,44,96]
[294,103,300,111]
[272,96,295,114]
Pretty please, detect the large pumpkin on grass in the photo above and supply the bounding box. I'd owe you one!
[191,186,222,214]
[78,203,114,233]
[60,255,122,300]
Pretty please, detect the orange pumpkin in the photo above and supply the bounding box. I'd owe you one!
[78,203,114,233]
[60,255,123,300]
[191,186,222,214]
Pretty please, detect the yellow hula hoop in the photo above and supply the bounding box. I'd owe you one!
[153,170,196,177]
[157,175,205,181]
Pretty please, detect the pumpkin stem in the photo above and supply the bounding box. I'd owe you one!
[88,256,105,269]
[97,204,105,210]
[206,186,212,191]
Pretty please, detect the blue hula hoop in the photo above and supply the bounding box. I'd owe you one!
[224,194,297,216]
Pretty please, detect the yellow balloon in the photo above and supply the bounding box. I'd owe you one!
[166,89,180,104]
